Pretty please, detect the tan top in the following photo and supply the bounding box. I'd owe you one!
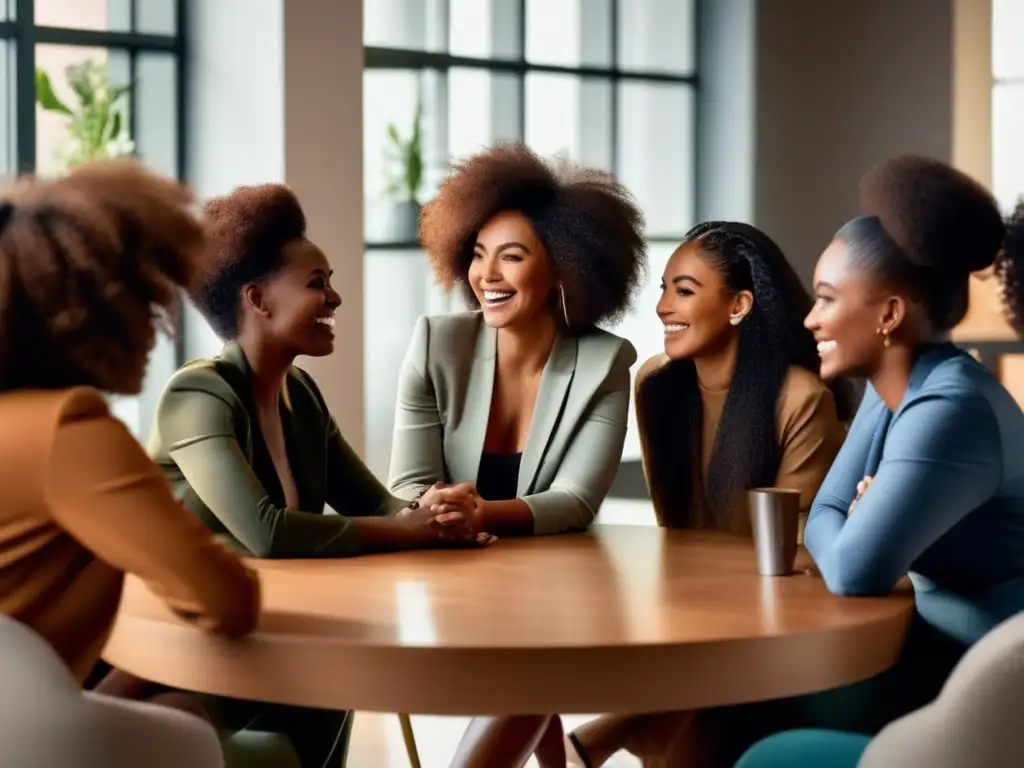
[0,387,260,683]
[635,354,844,525]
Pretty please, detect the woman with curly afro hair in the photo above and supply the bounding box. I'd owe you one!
[384,143,644,767]
[148,181,496,767]
[738,156,1024,768]
[0,160,259,766]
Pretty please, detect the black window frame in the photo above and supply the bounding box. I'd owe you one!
[1,0,187,365]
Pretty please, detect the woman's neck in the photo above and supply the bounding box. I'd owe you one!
[496,315,558,375]
[694,334,740,393]
[870,336,947,411]
[237,333,295,411]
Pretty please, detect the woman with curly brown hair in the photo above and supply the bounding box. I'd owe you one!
[384,144,645,767]
[0,160,260,766]
[147,181,493,767]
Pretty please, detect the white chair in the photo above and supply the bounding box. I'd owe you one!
[0,615,223,768]
[859,611,1024,767]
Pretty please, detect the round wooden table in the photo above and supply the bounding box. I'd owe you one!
[103,526,914,715]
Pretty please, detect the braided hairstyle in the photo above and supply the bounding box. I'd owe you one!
[638,221,856,533]
[0,160,203,393]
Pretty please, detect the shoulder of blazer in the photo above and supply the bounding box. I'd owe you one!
[577,328,637,366]
[163,358,246,410]
[418,311,482,349]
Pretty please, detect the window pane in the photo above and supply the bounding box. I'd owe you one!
[525,73,612,171]
[602,241,675,461]
[449,0,520,59]
[617,82,695,237]
[617,0,696,75]
[447,67,520,162]
[525,0,612,68]
[1,0,10,21]
[364,0,446,52]
[0,40,13,177]
[134,53,178,178]
[35,45,131,178]
[994,83,1024,212]
[136,0,176,35]
[34,0,130,31]
[993,0,1024,80]
[364,69,445,242]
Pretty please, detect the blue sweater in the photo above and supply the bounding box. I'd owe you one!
[805,344,1024,643]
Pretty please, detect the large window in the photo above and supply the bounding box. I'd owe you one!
[363,0,697,246]
[1,0,184,438]
[361,0,698,474]
[994,0,1024,212]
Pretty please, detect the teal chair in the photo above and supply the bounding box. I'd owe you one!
[737,612,1024,768]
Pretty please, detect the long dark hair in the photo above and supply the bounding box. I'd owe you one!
[638,221,856,534]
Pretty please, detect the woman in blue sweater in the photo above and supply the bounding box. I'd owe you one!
[737,157,1024,766]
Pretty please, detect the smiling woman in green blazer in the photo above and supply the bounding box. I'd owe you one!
[387,144,648,768]
[147,183,490,768]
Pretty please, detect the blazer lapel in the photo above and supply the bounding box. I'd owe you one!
[456,320,497,488]
[518,333,578,496]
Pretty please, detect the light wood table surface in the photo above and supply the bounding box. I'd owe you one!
[103,525,914,715]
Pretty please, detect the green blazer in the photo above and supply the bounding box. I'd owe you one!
[388,312,637,535]
[148,342,407,558]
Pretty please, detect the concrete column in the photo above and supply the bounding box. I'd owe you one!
[283,0,367,452]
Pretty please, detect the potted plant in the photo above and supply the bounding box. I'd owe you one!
[379,98,424,243]
[35,60,135,173]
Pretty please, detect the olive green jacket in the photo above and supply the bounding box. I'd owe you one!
[148,343,407,558]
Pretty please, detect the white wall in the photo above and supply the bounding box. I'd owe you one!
[184,0,366,453]
[183,0,285,362]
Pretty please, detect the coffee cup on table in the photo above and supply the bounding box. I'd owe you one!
[748,487,800,576]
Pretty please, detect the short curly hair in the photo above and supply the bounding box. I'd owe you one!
[420,143,647,330]
[192,184,306,339]
[0,159,203,393]
[847,155,1006,331]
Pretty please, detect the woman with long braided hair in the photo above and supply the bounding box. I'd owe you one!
[561,222,856,768]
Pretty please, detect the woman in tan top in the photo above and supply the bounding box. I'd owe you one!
[560,222,855,767]
[0,161,259,759]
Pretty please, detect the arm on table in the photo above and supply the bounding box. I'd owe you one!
[518,342,635,536]
[388,315,447,500]
[46,412,259,637]
[159,385,366,559]
[806,391,1001,596]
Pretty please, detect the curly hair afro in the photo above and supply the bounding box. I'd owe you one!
[420,143,647,331]
[192,183,306,339]
[0,159,203,393]
[848,155,1007,331]
[996,199,1024,335]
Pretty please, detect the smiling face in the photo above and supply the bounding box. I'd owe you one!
[805,238,896,380]
[467,210,557,330]
[246,238,341,357]
[656,242,753,360]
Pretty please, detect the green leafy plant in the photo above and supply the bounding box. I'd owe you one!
[383,99,424,204]
[35,60,135,172]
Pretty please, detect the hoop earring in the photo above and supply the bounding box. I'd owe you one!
[559,283,570,328]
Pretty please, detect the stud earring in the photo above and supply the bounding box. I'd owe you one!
[729,314,744,326]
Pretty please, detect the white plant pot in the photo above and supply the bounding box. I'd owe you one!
[372,201,421,244]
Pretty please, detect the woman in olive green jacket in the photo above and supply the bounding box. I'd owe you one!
[148,183,493,768]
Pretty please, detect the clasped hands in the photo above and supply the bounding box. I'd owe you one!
[400,482,498,547]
